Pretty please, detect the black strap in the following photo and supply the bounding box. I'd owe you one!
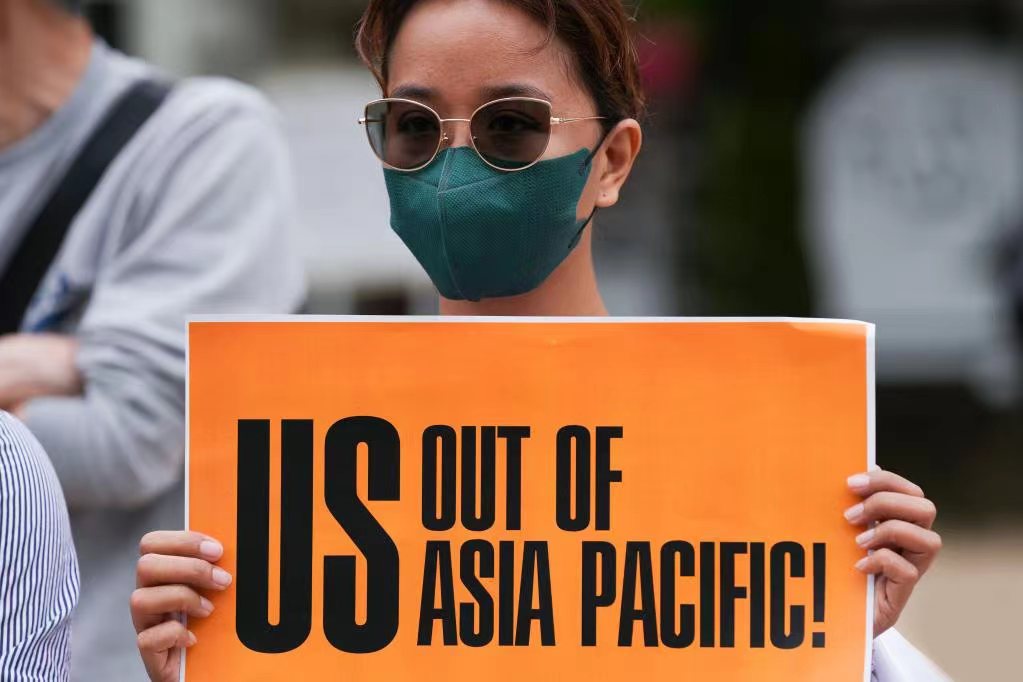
[0,79,173,334]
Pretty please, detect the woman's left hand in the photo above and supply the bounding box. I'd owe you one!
[845,468,941,637]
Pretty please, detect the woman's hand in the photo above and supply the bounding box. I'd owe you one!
[845,469,941,637]
[131,531,233,682]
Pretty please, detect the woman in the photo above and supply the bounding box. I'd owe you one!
[130,1,946,680]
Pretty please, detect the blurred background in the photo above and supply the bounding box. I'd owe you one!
[80,0,1021,677]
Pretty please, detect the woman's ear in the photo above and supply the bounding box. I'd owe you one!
[595,119,643,209]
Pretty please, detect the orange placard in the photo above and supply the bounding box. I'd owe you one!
[186,318,873,681]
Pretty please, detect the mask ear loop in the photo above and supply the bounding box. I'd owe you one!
[567,123,616,247]
[578,123,616,175]
[568,206,600,250]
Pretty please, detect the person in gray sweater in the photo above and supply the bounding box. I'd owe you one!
[0,0,306,679]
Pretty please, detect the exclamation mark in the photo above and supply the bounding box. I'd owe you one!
[812,543,826,647]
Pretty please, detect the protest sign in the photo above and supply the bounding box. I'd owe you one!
[186,318,873,681]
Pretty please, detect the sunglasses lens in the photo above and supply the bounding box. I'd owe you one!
[471,99,552,170]
[364,100,442,170]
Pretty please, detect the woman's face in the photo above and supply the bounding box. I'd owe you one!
[386,0,609,214]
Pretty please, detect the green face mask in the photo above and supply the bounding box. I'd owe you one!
[384,147,594,301]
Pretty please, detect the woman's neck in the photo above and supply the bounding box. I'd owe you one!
[438,231,608,317]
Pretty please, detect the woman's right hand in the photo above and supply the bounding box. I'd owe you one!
[131,531,233,682]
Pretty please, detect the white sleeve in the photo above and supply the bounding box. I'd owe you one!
[872,629,952,681]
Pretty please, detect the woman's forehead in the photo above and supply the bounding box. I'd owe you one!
[387,0,583,109]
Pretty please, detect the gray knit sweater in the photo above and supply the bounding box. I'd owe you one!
[0,40,306,680]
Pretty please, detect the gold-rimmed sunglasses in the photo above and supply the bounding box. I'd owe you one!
[359,97,606,172]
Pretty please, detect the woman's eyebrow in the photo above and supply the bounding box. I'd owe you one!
[479,83,553,102]
[389,84,436,101]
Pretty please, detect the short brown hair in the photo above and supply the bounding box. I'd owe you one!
[355,0,646,127]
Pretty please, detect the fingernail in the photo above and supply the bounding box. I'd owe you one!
[844,503,865,522]
[854,557,869,572]
[847,473,870,491]
[199,540,223,560]
[186,631,197,646]
[198,597,214,616]
[212,567,233,587]
[855,528,875,547]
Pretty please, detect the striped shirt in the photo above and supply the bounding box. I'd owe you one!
[0,412,79,680]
